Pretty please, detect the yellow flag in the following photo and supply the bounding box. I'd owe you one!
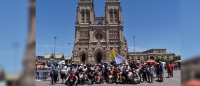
[109,50,118,60]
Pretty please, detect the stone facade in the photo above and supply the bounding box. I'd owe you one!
[72,0,128,64]
[129,49,176,63]
[181,57,200,83]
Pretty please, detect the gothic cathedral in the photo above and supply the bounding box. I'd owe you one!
[72,0,128,64]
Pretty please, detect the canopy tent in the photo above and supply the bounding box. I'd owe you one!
[175,60,181,63]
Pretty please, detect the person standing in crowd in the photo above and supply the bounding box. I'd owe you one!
[50,68,55,85]
[60,66,67,84]
[141,64,148,83]
[73,64,78,73]
[149,63,155,83]
[103,62,108,82]
[50,62,55,71]
[108,68,113,83]
[158,61,164,82]
[167,62,174,78]
[54,63,59,83]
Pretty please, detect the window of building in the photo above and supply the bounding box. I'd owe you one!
[110,12,113,23]
[86,11,90,23]
[81,11,84,23]
[114,12,118,23]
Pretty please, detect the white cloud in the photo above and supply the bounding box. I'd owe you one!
[128,46,146,52]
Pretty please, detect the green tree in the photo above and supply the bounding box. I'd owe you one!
[155,58,161,62]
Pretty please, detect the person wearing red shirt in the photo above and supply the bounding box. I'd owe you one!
[167,62,174,78]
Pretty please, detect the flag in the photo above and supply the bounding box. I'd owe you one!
[109,50,124,64]
[109,50,118,60]
[115,54,124,64]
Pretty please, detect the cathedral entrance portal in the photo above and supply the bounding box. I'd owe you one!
[97,52,102,63]
[82,54,86,63]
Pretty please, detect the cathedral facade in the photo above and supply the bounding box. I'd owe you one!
[72,0,128,64]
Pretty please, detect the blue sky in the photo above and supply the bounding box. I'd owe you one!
[181,0,200,61]
[0,0,28,73]
[36,0,181,58]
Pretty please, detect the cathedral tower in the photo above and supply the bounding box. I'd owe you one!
[72,0,128,64]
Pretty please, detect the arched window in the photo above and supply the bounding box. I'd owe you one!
[110,11,113,23]
[110,9,118,24]
[114,11,118,23]
[81,11,84,23]
[82,54,86,62]
[86,11,90,23]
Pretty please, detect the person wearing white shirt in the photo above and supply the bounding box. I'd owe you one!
[133,70,140,84]
[127,70,133,83]
[79,72,88,85]
[83,65,87,72]
[60,66,67,84]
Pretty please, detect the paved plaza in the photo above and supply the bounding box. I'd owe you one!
[36,70,180,86]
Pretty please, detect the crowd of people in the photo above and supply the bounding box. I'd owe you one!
[46,60,180,86]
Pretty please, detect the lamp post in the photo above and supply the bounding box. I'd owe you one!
[133,36,136,61]
[54,36,57,55]
[68,43,71,64]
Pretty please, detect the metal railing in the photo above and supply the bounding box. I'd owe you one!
[36,68,50,80]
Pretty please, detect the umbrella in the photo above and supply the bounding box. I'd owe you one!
[183,80,200,86]
[146,59,156,63]
[58,60,65,64]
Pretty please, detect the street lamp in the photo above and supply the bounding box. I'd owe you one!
[133,36,136,61]
[54,36,57,55]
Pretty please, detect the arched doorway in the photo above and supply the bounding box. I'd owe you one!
[150,56,154,60]
[82,54,86,63]
[97,52,102,63]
